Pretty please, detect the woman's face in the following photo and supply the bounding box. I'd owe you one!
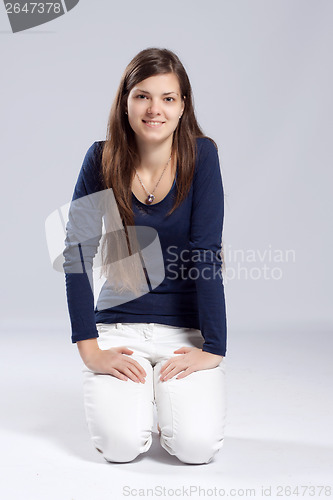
[126,73,185,146]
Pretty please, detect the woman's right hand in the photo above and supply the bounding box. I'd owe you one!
[84,346,146,383]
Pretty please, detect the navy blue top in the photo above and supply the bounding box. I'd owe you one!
[63,137,227,356]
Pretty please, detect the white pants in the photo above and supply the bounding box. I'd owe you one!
[81,322,227,464]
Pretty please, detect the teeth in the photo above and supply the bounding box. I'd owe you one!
[145,121,162,125]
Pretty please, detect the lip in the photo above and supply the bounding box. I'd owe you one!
[142,120,165,128]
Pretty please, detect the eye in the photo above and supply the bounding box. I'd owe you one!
[135,95,175,102]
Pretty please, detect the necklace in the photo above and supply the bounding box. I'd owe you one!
[134,154,172,204]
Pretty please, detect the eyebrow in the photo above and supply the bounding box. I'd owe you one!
[134,89,179,96]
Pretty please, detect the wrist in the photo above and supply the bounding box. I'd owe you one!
[76,338,100,363]
[202,349,223,359]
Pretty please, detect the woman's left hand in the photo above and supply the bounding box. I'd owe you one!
[159,347,223,381]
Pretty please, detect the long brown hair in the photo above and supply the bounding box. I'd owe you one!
[98,48,224,298]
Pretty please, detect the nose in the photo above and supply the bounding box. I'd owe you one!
[146,99,162,116]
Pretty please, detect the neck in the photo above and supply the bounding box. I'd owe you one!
[135,137,173,175]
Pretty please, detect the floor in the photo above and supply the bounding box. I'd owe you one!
[0,322,332,500]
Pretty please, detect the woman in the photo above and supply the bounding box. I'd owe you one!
[63,47,228,465]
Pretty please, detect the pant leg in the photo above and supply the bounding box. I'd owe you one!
[81,323,154,463]
[153,326,227,464]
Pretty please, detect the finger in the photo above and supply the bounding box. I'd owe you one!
[109,368,128,381]
[176,367,194,379]
[173,347,190,353]
[160,360,172,373]
[115,347,146,377]
[124,362,146,382]
[160,362,176,379]
[116,346,133,354]
[112,359,142,382]
[161,354,182,373]
[122,366,143,383]
[160,353,185,376]
[161,365,182,381]
[125,357,147,378]
[159,364,171,378]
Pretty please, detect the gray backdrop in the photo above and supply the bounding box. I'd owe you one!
[1,0,332,332]
[0,0,332,498]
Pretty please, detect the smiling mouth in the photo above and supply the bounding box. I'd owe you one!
[142,120,165,128]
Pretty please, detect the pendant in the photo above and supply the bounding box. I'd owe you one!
[147,194,155,204]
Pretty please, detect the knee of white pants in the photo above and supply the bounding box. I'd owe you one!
[161,432,224,465]
[97,431,153,463]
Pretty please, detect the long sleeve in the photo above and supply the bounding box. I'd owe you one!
[189,139,227,356]
[63,142,104,343]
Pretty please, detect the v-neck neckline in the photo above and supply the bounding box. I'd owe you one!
[132,162,178,207]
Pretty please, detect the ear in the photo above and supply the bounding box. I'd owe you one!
[181,95,186,114]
